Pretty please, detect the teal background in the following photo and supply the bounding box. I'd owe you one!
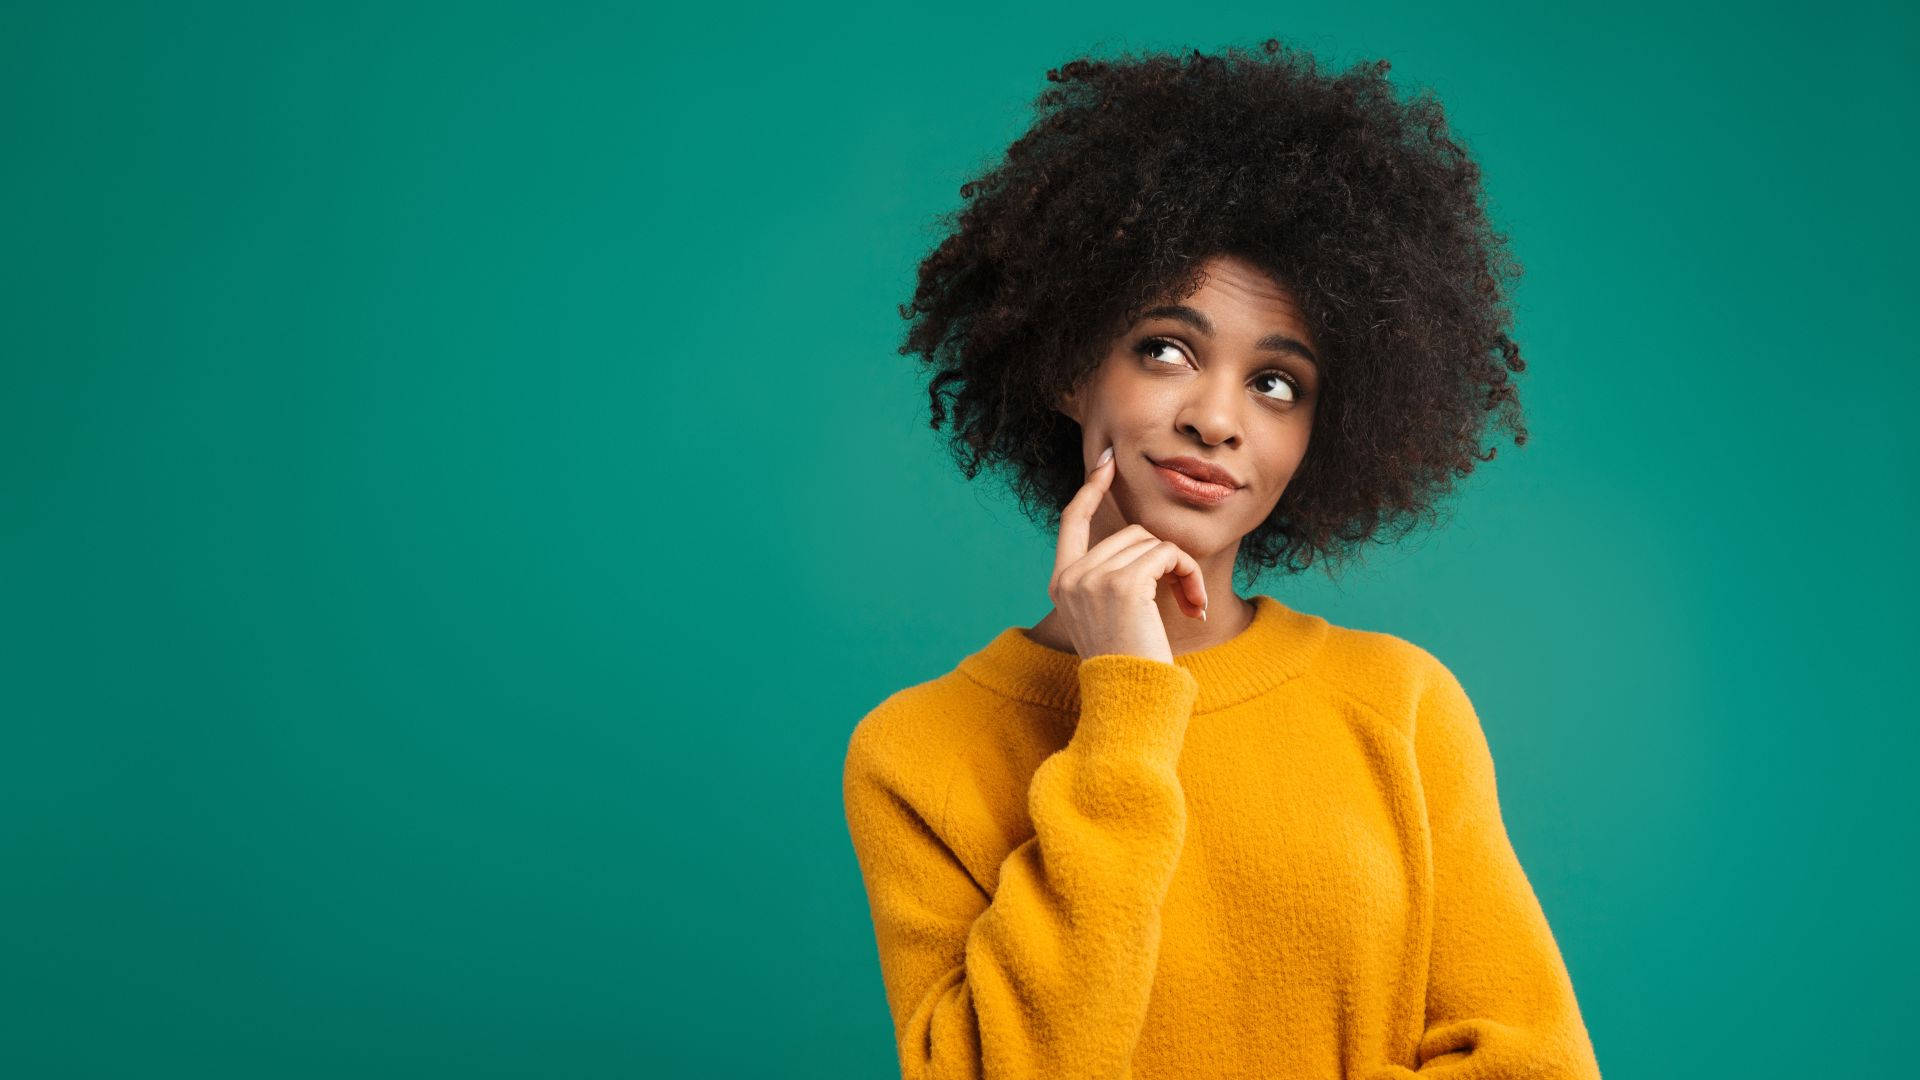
[3,1,1914,1076]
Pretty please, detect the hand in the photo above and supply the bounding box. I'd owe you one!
[1048,443,1210,665]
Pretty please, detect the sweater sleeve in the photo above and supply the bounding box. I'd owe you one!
[842,654,1200,1080]
[1362,659,1603,1080]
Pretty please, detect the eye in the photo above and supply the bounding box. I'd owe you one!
[1133,336,1304,405]
[1135,337,1187,368]
[1251,371,1301,404]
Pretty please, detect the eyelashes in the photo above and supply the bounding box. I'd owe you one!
[1133,336,1304,404]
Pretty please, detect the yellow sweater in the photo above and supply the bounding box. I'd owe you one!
[842,594,1602,1079]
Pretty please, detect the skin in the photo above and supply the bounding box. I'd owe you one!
[1027,253,1322,658]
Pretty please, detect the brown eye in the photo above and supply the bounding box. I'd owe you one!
[1134,337,1187,367]
[1253,371,1301,403]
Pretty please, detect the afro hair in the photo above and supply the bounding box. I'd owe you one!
[899,37,1528,587]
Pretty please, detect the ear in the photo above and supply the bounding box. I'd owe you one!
[1056,385,1083,424]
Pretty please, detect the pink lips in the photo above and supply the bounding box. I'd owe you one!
[1150,461,1237,506]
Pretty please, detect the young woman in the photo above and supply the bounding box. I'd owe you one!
[843,39,1602,1080]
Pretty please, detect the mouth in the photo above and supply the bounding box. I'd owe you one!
[1147,455,1239,506]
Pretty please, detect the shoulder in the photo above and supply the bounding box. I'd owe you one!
[841,669,983,803]
[1301,620,1474,739]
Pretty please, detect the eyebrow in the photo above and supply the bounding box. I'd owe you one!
[1140,304,1320,370]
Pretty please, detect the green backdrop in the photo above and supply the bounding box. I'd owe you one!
[4,2,1914,1076]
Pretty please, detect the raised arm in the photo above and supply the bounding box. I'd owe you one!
[843,655,1199,1080]
[1362,658,1603,1079]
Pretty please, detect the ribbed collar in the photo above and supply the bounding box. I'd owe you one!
[957,594,1331,715]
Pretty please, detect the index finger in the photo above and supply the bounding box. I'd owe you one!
[1054,445,1116,579]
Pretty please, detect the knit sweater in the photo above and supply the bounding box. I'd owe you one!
[841,594,1602,1080]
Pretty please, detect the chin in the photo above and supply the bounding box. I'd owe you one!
[1134,507,1226,556]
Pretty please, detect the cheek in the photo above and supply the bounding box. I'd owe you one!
[1088,408,1156,450]
[1258,432,1312,493]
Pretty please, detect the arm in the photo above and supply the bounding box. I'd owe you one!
[842,655,1199,1080]
[1362,659,1603,1079]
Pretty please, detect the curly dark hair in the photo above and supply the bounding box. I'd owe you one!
[898,38,1527,588]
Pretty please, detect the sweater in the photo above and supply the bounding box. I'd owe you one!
[841,593,1602,1080]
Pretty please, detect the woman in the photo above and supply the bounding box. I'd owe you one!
[842,39,1602,1079]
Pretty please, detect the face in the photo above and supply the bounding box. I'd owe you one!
[1058,253,1321,561]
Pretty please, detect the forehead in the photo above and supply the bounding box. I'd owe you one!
[1183,255,1302,311]
[1148,254,1316,347]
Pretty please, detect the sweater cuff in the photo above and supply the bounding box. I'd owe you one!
[1071,654,1200,764]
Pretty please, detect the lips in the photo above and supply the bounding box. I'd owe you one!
[1148,456,1239,507]
[1148,455,1241,489]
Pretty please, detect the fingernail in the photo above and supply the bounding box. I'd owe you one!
[1097,446,1113,467]
[1199,606,1208,622]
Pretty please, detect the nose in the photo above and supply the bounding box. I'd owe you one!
[1176,374,1242,447]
